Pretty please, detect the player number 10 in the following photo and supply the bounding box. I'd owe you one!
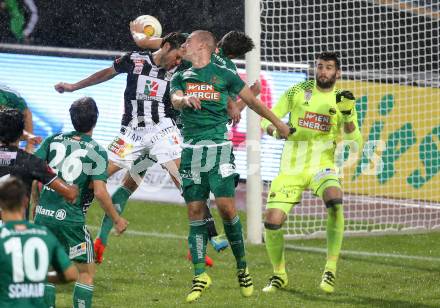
[4,237,49,283]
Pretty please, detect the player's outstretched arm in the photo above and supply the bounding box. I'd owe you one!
[238,86,291,139]
[130,20,163,50]
[54,67,118,93]
[236,80,261,112]
[93,180,128,234]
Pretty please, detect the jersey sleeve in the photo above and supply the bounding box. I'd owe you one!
[261,86,295,131]
[225,69,245,98]
[89,145,108,182]
[29,154,57,186]
[34,135,52,161]
[50,235,72,273]
[113,52,133,74]
[170,71,185,94]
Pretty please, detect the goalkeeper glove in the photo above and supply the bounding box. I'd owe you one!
[336,90,356,122]
[273,126,296,139]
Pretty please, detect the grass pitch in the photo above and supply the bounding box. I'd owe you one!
[54,201,440,307]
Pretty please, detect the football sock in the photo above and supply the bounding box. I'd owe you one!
[326,203,344,270]
[44,283,56,308]
[188,220,208,276]
[98,186,132,245]
[264,228,286,275]
[223,216,246,270]
[73,282,93,308]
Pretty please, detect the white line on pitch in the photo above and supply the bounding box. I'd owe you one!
[285,244,440,262]
[89,226,440,262]
[88,226,186,240]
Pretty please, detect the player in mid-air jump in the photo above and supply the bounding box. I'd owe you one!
[130,21,261,261]
[54,32,188,264]
[171,30,291,302]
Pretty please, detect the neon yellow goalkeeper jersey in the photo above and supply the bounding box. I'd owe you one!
[261,80,362,172]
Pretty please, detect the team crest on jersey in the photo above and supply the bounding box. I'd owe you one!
[133,59,145,74]
[186,82,220,101]
[144,79,159,96]
[303,89,312,105]
[298,111,332,132]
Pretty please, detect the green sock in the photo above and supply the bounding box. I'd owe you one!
[98,186,132,245]
[44,283,56,308]
[73,282,93,308]
[188,220,208,276]
[264,228,286,275]
[326,204,344,271]
[223,216,246,270]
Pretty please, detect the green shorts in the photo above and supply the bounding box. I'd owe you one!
[180,142,239,203]
[35,220,94,264]
[266,168,341,215]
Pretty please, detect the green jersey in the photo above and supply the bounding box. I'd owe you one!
[0,220,71,308]
[170,62,245,142]
[35,131,108,225]
[0,87,28,112]
[261,80,362,170]
[212,48,237,72]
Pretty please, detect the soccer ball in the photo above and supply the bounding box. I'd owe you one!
[134,15,162,38]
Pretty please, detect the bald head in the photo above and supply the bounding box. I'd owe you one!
[191,30,217,53]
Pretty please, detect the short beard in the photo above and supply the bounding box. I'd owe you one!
[316,75,337,89]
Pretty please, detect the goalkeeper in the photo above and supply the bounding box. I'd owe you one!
[261,52,362,294]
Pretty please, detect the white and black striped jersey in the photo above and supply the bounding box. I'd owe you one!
[113,51,178,127]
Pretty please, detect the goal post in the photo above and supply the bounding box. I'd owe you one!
[244,0,440,240]
[245,0,263,244]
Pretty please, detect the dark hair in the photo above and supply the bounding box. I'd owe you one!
[0,176,27,212]
[218,31,255,58]
[316,52,341,69]
[160,32,188,50]
[69,97,99,133]
[0,108,24,145]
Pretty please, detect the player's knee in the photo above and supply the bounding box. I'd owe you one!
[325,198,343,209]
[77,271,94,285]
[187,204,205,220]
[264,222,283,230]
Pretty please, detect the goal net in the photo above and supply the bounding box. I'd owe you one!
[258,0,440,238]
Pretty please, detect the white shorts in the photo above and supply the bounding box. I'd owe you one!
[107,118,182,171]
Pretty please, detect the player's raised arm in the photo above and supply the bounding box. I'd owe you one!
[238,85,291,139]
[93,180,128,234]
[130,19,163,50]
[54,66,118,93]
